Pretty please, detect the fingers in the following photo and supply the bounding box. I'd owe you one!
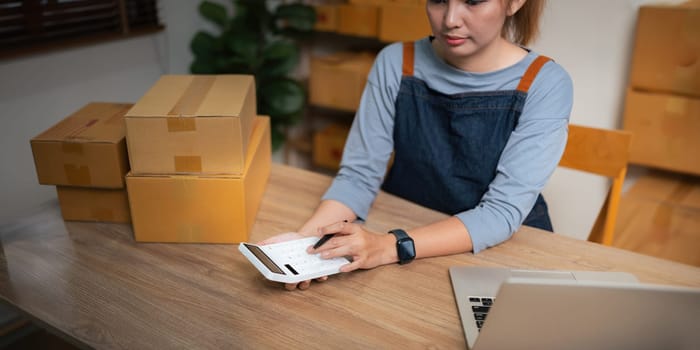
[311,225,388,271]
[283,277,326,291]
[298,280,311,290]
[284,280,310,290]
[339,261,361,273]
[310,221,355,252]
[318,220,353,236]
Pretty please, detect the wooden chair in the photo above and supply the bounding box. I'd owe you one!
[558,124,632,246]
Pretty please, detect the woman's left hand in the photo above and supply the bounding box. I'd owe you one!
[257,231,329,290]
[308,221,397,272]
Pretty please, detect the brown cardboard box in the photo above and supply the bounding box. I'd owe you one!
[337,4,379,38]
[309,51,376,111]
[379,3,431,42]
[314,5,338,32]
[125,75,256,175]
[126,116,271,243]
[623,88,700,175]
[629,3,700,97]
[56,186,131,223]
[349,0,421,4]
[31,102,131,188]
[313,123,351,170]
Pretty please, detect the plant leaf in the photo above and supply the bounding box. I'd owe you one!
[270,124,285,151]
[190,58,218,74]
[274,4,316,33]
[199,1,228,28]
[233,0,270,32]
[224,30,260,68]
[190,31,220,57]
[259,40,299,78]
[219,56,255,74]
[259,78,305,117]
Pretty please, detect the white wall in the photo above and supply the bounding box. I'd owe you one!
[0,0,683,237]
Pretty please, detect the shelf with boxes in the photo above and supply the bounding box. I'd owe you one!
[623,2,700,176]
[292,0,431,171]
[314,0,430,43]
[30,74,272,244]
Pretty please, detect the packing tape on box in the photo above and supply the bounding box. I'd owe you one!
[174,156,203,173]
[90,207,114,221]
[177,224,202,242]
[64,164,92,186]
[167,117,197,132]
[62,142,84,155]
[167,75,216,119]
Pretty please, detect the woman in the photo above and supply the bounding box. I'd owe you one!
[263,0,573,290]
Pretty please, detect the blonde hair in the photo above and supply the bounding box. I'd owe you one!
[503,0,545,46]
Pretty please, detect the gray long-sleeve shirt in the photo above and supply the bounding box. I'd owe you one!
[322,38,573,253]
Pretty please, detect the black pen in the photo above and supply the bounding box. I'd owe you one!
[312,233,335,249]
[312,220,349,249]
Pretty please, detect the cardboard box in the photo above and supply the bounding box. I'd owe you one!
[125,75,256,175]
[56,186,131,223]
[314,5,338,32]
[623,88,700,175]
[126,116,271,243]
[337,4,379,38]
[31,102,131,188]
[313,123,351,170]
[629,3,700,97]
[309,51,376,111]
[349,0,421,4]
[379,3,431,42]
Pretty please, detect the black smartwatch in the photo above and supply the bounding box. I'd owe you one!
[388,229,416,265]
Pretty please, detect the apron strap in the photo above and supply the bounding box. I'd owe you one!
[402,42,415,76]
[516,55,551,93]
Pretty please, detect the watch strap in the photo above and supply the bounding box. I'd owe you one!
[388,228,409,241]
[388,229,415,264]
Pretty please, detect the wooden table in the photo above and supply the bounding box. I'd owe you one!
[2,164,699,349]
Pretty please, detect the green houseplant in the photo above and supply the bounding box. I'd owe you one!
[190,0,316,149]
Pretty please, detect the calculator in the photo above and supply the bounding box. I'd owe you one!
[238,236,351,284]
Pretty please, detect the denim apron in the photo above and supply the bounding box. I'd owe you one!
[381,42,553,231]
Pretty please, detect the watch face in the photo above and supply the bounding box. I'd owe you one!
[397,238,416,264]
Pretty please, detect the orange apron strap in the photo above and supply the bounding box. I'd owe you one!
[516,55,551,93]
[402,42,415,76]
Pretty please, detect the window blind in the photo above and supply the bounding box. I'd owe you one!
[0,0,162,58]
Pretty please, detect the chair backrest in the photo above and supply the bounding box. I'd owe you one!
[558,124,632,246]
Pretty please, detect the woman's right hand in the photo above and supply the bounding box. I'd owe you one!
[257,232,329,291]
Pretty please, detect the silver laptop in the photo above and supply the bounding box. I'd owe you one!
[449,266,700,350]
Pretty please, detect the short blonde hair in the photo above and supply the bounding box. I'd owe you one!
[503,0,545,46]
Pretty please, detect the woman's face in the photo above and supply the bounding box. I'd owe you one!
[427,0,517,63]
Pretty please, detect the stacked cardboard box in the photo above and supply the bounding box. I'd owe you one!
[124,75,271,243]
[313,123,351,170]
[30,102,133,223]
[377,0,430,42]
[315,0,430,42]
[314,4,339,32]
[337,2,380,38]
[309,51,376,111]
[623,2,700,175]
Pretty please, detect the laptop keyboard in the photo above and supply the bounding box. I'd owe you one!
[468,296,495,331]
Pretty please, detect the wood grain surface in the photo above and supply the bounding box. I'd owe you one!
[1,164,699,349]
